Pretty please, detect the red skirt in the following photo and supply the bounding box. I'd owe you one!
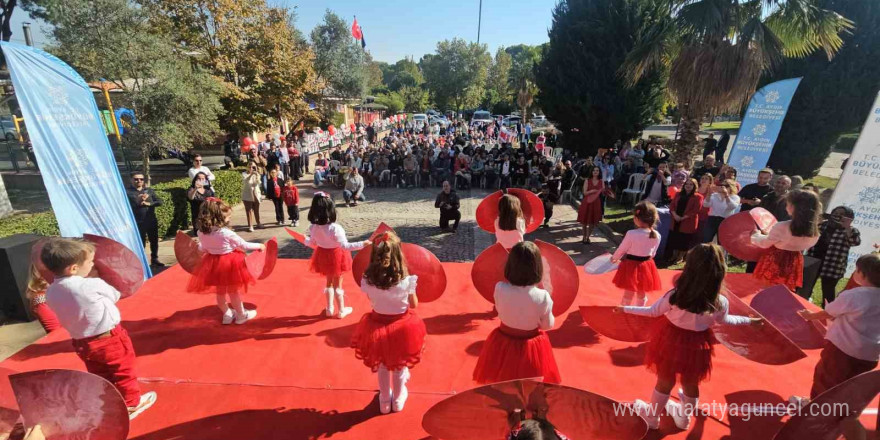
[351,310,426,372]
[577,197,603,225]
[612,258,662,292]
[754,247,804,290]
[473,324,561,384]
[186,250,255,294]
[309,246,353,278]
[644,317,716,384]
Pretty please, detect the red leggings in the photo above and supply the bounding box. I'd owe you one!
[72,324,141,406]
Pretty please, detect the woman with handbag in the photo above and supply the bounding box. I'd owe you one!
[241,161,263,232]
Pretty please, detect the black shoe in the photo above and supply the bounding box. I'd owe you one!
[542,223,549,229]
[151,260,165,267]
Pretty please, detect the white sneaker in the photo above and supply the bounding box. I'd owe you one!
[128,391,157,420]
[234,309,257,324]
[632,399,659,429]
[248,227,255,233]
[293,220,299,227]
[221,309,235,325]
[337,306,352,319]
[668,398,689,430]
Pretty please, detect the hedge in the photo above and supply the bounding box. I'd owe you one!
[0,169,245,239]
[834,133,859,153]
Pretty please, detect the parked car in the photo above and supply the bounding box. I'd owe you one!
[429,115,450,127]
[502,116,522,128]
[413,113,428,127]
[470,110,493,126]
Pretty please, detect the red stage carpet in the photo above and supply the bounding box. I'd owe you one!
[1,261,876,439]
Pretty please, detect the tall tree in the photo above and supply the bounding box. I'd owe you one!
[507,45,542,119]
[764,0,880,177]
[28,0,223,182]
[420,38,491,111]
[623,0,852,165]
[365,55,387,93]
[536,0,669,154]
[485,48,512,113]
[141,0,318,134]
[311,10,367,101]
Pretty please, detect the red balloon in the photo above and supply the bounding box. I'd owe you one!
[10,369,130,440]
[241,144,251,154]
[279,135,286,141]
[476,189,544,234]
[422,379,648,440]
[749,285,826,350]
[718,208,778,262]
[242,137,254,146]
[352,225,448,302]
[83,234,145,298]
[244,237,278,280]
[328,125,337,135]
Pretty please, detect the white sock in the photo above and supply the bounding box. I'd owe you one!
[392,367,410,405]
[377,365,392,402]
[336,289,350,312]
[637,294,648,307]
[621,291,634,306]
[650,389,670,419]
[324,288,334,312]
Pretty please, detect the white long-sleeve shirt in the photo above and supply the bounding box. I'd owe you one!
[304,223,366,251]
[363,275,418,315]
[187,166,216,182]
[702,192,740,218]
[198,228,262,255]
[612,228,660,260]
[623,290,751,331]
[751,220,820,252]
[494,217,525,250]
[494,282,555,331]
[824,286,880,361]
[46,276,121,339]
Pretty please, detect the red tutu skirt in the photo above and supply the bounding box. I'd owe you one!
[644,317,716,384]
[473,324,561,384]
[612,257,662,292]
[309,246,353,277]
[351,310,426,372]
[186,250,255,294]
[754,247,804,290]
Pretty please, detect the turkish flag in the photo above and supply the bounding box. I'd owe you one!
[351,18,363,40]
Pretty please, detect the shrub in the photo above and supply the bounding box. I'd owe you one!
[0,169,245,240]
[833,133,859,153]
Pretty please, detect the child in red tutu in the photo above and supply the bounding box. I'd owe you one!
[41,238,157,419]
[304,192,370,319]
[26,264,60,333]
[495,194,526,250]
[751,189,821,290]
[350,231,426,414]
[616,244,760,430]
[474,241,561,384]
[187,199,265,325]
[611,201,662,306]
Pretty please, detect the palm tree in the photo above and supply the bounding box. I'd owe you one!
[622,0,852,166]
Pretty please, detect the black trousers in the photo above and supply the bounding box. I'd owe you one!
[544,203,554,223]
[286,204,299,222]
[821,277,842,305]
[500,175,511,191]
[272,198,284,222]
[440,209,461,230]
[137,220,159,261]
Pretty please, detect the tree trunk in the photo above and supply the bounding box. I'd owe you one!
[142,149,151,186]
[673,115,701,169]
[1,0,17,42]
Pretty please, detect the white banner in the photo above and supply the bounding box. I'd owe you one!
[827,90,880,276]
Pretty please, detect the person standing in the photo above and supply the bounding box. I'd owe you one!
[240,162,262,232]
[126,172,163,267]
[265,168,285,225]
[759,176,793,221]
[577,166,604,244]
[702,180,740,243]
[701,133,717,160]
[739,169,774,212]
[808,206,861,305]
[435,180,461,232]
[665,179,704,263]
[186,172,215,232]
[187,155,216,182]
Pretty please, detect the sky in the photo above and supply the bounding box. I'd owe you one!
[8,0,555,63]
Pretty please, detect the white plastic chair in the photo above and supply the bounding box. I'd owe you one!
[622,173,648,206]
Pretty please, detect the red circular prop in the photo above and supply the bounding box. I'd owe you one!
[174,230,204,274]
[83,234,145,298]
[353,243,447,303]
[475,189,545,234]
[245,237,278,280]
[719,208,778,262]
[11,369,130,440]
[471,241,578,317]
[422,379,647,440]
[0,367,20,436]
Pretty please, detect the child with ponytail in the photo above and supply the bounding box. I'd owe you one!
[611,201,662,306]
[350,231,426,414]
[495,194,526,250]
[305,192,370,319]
[187,198,265,325]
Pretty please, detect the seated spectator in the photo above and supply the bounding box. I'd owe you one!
[313,152,330,187]
[454,154,472,189]
[402,153,417,188]
[692,155,721,181]
[433,152,451,187]
[512,156,530,187]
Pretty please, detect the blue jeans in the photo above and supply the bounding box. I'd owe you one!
[343,190,365,203]
[313,169,327,186]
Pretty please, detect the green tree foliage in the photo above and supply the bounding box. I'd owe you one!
[141,0,318,135]
[420,39,491,111]
[382,58,429,111]
[484,48,512,113]
[536,0,668,154]
[365,53,387,93]
[27,0,223,182]
[764,0,880,178]
[374,92,404,114]
[507,44,542,118]
[311,10,367,100]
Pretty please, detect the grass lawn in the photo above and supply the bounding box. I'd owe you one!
[702,121,741,131]
[805,175,840,191]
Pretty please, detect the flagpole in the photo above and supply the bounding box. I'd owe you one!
[477,0,483,43]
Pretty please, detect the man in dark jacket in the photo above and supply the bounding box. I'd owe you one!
[435,180,461,232]
[127,172,164,267]
[715,130,731,164]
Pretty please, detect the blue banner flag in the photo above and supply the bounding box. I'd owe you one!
[727,77,802,185]
[1,42,152,277]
